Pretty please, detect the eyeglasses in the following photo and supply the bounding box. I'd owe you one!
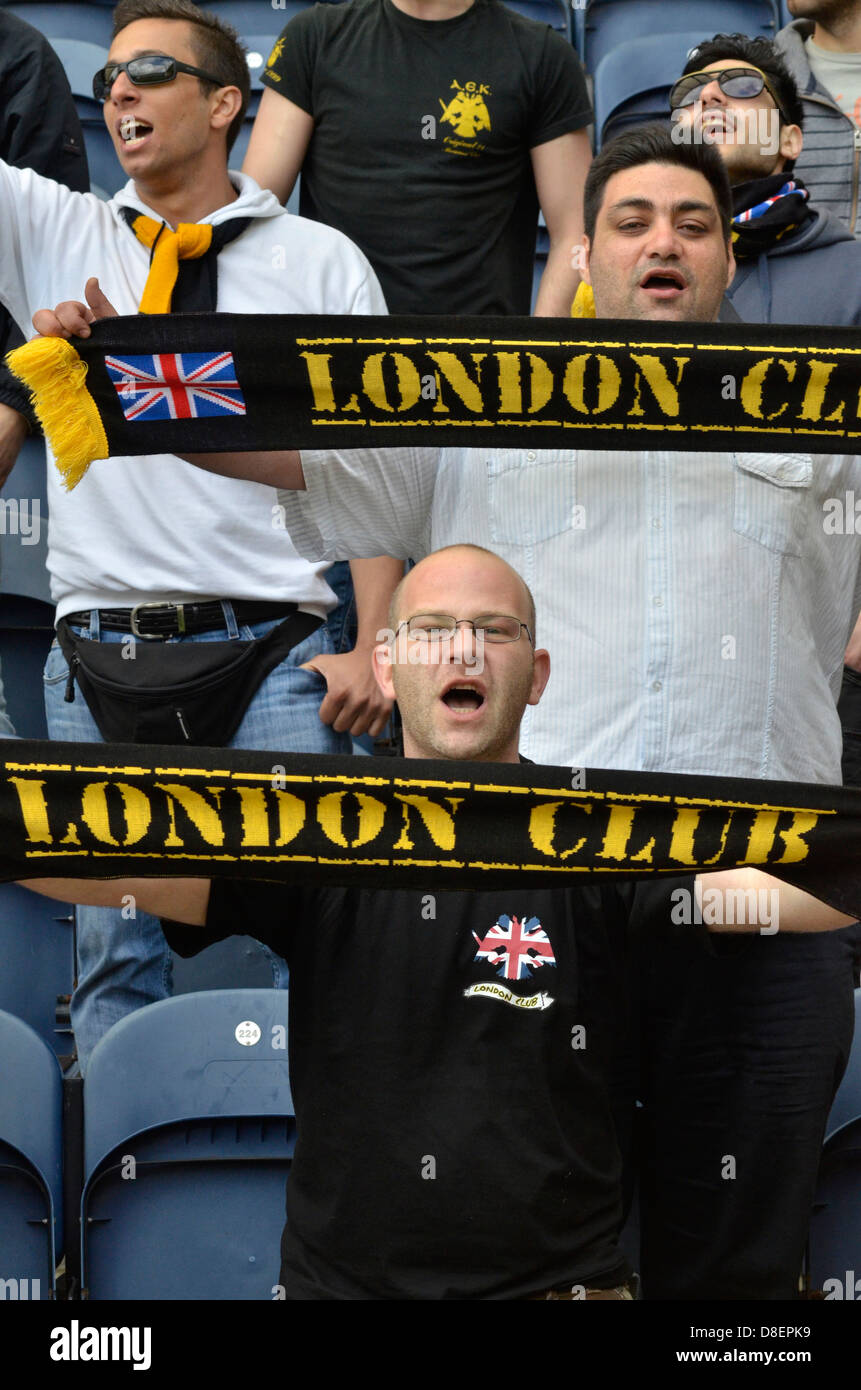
[669,66,789,124]
[93,54,226,102]
[396,614,534,645]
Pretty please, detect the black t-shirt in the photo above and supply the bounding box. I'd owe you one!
[166,874,697,1299]
[262,0,591,313]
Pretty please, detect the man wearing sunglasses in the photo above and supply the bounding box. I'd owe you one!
[0,0,407,1072]
[671,33,861,325]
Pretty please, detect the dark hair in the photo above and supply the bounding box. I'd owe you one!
[584,123,733,244]
[111,0,249,152]
[682,32,804,131]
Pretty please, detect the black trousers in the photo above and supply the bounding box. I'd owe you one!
[631,925,857,1299]
[623,679,861,1299]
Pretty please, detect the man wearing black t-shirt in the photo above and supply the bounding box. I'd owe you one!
[243,0,592,316]
[22,545,855,1300]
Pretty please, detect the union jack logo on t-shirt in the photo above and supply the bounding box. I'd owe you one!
[472,914,557,982]
[105,351,247,422]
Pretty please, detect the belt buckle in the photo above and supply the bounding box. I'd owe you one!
[129,601,186,640]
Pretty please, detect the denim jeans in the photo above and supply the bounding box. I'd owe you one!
[44,606,351,1070]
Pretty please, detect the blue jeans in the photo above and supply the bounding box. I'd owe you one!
[44,606,351,1071]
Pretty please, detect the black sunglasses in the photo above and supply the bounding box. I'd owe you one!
[93,54,226,102]
[669,66,789,124]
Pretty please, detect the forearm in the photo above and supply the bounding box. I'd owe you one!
[18,875,210,925]
[695,868,856,933]
[178,449,306,490]
[350,555,405,645]
[533,237,585,318]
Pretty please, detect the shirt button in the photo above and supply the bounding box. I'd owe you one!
[652,680,663,692]
[652,595,663,607]
[526,451,537,462]
[652,517,662,529]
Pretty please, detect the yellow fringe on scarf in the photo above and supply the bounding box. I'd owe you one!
[571,281,596,317]
[6,336,108,490]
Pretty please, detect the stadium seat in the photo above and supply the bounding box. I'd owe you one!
[593,31,710,149]
[0,1009,63,1297]
[0,885,75,1058]
[203,1,307,29]
[581,1,778,74]
[48,37,125,197]
[81,989,296,1299]
[779,0,793,27]
[3,2,113,46]
[0,435,50,605]
[808,1121,861,1297]
[502,0,570,38]
[0,595,55,739]
[171,936,280,993]
[806,989,861,1296]
[825,987,861,1145]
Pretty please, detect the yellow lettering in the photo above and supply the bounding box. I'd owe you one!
[596,805,654,863]
[392,794,463,851]
[495,352,553,416]
[668,805,738,867]
[528,800,591,859]
[798,359,845,424]
[317,790,386,848]
[273,790,306,846]
[425,351,486,413]
[739,357,796,420]
[627,355,690,418]
[8,776,52,843]
[80,780,152,847]
[562,353,621,415]
[155,783,225,848]
[772,810,821,864]
[361,351,422,413]
[235,786,270,848]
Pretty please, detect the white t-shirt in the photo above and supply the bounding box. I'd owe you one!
[0,166,387,619]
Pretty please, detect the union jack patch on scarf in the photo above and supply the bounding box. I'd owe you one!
[105,350,246,422]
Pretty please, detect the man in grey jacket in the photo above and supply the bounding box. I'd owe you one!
[776,0,861,236]
[673,32,861,323]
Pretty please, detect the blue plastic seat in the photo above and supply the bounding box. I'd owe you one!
[0,1009,63,1296]
[0,595,55,739]
[502,0,570,38]
[825,987,861,1145]
[581,1,778,74]
[82,989,295,1299]
[0,435,50,605]
[808,1120,861,1297]
[3,2,114,46]
[779,0,792,27]
[593,31,711,149]
[203,1,309,30]
[0,884,75,1058]
[806,989,861,1295]
[46,38,125,197]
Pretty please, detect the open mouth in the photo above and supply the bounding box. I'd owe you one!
[118,115,153,149]
[440,684,486,716]
[639,268,687,296]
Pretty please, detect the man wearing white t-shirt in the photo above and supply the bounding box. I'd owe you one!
[0,0,401,1069]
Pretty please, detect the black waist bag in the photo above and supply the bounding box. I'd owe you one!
[56,610,322,746]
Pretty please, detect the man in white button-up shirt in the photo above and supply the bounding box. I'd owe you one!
[37,124,861,1298]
